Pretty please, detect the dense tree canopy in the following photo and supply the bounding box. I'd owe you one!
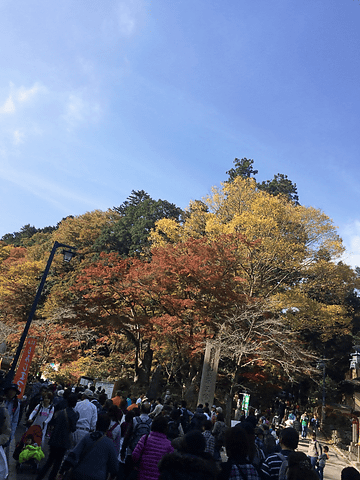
[0,166,358,401]
[94,190,183,257]
[1,224,57,247]
[150,176,351,388]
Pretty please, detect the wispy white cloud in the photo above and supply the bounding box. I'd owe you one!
[117,0,145,36]
[13,130,24,145]
[63,92,101,130]
[0,94,15,114]
[17,83,42,103]
[341,220,360,269]
[0,82,43,117]
[0,83,45,149]
[0,161,100,212]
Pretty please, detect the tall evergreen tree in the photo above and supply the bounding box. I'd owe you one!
[226,158,299,205]
[94,190,183,257]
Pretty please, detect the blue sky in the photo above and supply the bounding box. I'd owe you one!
[0,0,360,267]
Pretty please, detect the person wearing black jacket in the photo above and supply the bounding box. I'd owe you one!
[159,430,218,480]
[218,426,260,480]
[57,414,118,480]
[35,394,79,480]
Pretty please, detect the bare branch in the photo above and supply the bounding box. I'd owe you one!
[213,302,318,382]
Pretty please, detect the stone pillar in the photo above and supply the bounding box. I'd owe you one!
[197,341,220,407]
[352,418,359,444]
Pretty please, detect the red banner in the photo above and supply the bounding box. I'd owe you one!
[13,338,37,399]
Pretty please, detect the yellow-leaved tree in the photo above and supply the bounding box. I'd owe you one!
[151,176,344,299]
[150,176,351,390]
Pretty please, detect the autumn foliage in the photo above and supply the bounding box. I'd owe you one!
[0,178,358,395]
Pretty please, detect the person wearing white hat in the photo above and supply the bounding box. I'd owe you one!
[73,389,98,446]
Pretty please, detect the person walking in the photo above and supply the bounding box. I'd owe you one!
[287,451,319,480]
[28,391,55,445]
[202,420,215,457]
[316,445,329,480]
[35,394,78,480]
[4,383,20,449]
[73,389,98,445]
[300,412,309,439]
[261,427,299,480]
[158,430,218,480]
[0,395,11,480]
[149,399,163,419]
[307,432,321,468]
[132,415,174,480]
[212,412,226,461]
[310,414,320,436]
[57,414,118,480]
[219,425,260,480]
[106,404,122,458]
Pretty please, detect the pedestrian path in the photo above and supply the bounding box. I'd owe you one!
[7,426,357,480]
[297,436,352,480]
[8,420,49,480]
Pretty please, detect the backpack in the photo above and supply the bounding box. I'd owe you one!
[180,408,190,433]
[129,417,152,451]
[0,406,6,434]
[275,452,288,480]
[106,422,119,439]
[167,420,180,440]
[263,430,277,456]
[214,422,227,448]
[315,441,323,457]
[106,422,120,451]
[91,399,102,414]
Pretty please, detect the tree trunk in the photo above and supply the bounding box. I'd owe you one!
[183,367,202,408]
[146,365,162,400]
[135,347,153,385]
[225,359,242,425]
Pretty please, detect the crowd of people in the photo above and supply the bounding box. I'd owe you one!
[0,380,358,480]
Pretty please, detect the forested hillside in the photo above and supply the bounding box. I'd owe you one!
[1,159,359,403]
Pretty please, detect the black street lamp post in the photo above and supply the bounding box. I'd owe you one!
[2,241,76,389]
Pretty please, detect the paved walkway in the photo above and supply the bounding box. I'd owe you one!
[7,420,50,480]
[297,434,355,480]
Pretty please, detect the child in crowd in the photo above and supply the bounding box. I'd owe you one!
[17,435,45,473]
[317,445,329,480]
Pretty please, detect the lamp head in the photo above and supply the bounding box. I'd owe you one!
[62,249,76,263]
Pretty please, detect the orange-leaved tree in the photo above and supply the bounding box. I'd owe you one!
[71,233,253,385]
